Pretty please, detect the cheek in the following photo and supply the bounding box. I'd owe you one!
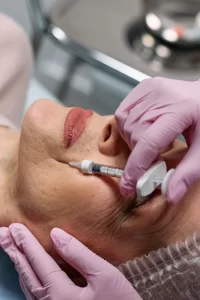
[65,134,99,161]
[36,165,120,228]
[58,172,120,222]
[19,165,126,267]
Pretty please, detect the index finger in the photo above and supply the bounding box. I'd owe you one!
[9,224,72,286]
[115,78,161,131]
[116,78,154,113]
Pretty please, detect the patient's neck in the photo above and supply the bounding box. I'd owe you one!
[155,141,200,246]
[0,127,21,227]
[157,180,200,248]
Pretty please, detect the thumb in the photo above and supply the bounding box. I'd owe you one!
[167,139,200,203]
[51,228,110,279]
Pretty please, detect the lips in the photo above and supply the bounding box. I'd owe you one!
[64,107,93,148]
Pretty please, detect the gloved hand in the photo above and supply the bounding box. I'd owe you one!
[0,224,142,300]
[115,77,200,203]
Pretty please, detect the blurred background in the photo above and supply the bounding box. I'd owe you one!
[1,2,199,299]
[1,0,200,114]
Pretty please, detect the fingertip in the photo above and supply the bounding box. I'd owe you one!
[9,223,26,234]
[51,228,71,239]
[120,188,135,200]
[0,227,17,263]
[50,227,62,237]
[9,224,26,249]
[50,228,72,246]
[167,194,181,204]
[9,224,39,254]
[167,182,187,204]
[120,186,130,196]
[0,227,10,243]
[9,223,31,241]
[120,179,136,197]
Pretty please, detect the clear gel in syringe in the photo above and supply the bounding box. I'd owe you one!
[69,160,123,178]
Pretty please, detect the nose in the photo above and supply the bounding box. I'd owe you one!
[99,118,122,156]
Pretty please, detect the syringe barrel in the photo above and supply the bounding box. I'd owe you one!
[80,161,124,178]
[97,166,123,178]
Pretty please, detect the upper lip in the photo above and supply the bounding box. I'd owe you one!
[64,107,93,148]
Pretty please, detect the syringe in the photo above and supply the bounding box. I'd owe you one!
[69,160,123,178]
[68,160,175,198]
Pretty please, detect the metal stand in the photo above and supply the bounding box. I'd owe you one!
[57,56,83,102]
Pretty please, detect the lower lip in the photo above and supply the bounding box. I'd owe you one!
[64,107,93,148]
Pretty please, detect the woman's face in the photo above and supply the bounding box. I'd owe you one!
[16,99,188,265]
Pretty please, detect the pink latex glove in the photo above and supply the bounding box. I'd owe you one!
[115,77,200,204]
[0,224,141,300]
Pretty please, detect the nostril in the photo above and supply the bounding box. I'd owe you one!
[99,120,124,156]
[103,124,112,142]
